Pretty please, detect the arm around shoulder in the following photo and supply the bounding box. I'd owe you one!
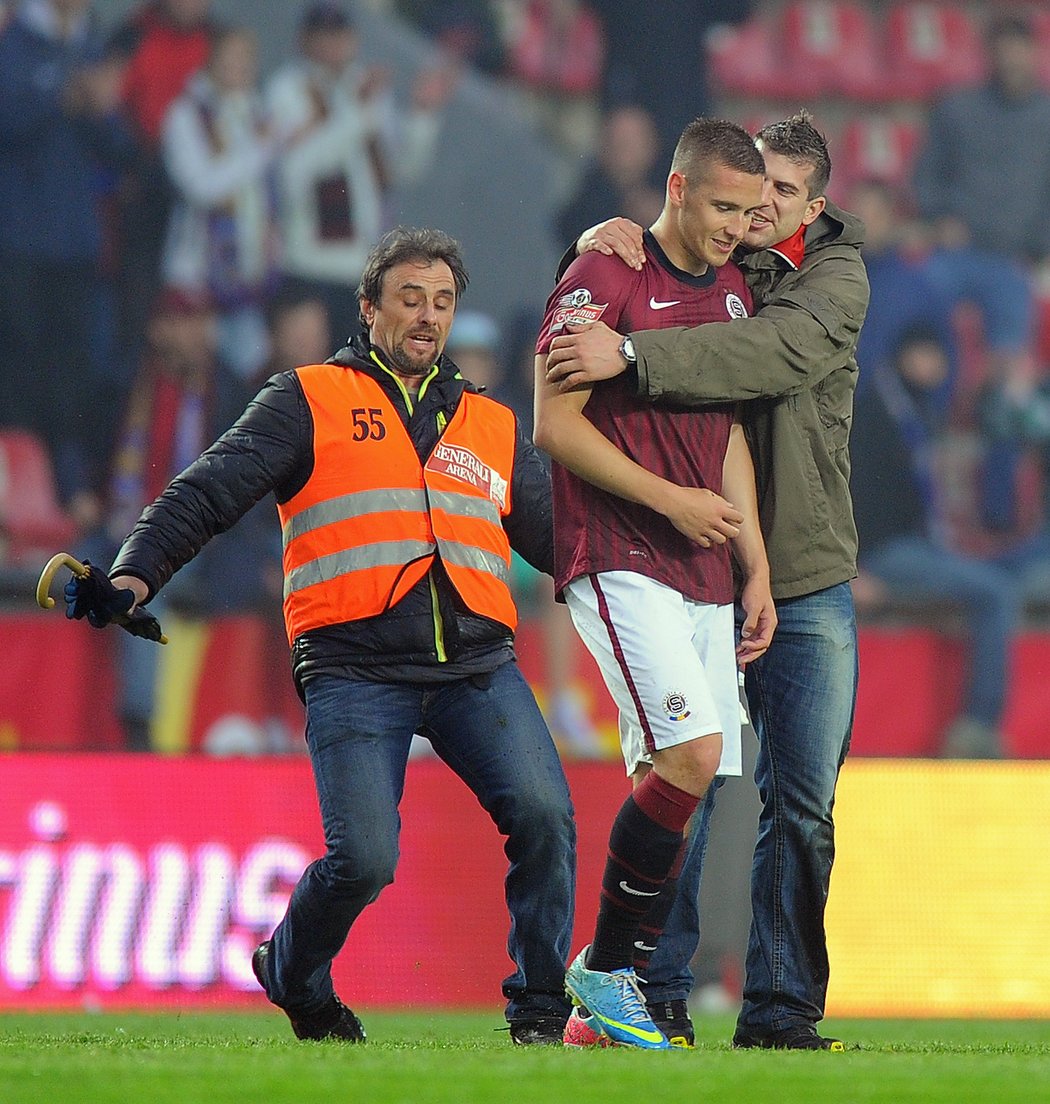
[633,247,869,405]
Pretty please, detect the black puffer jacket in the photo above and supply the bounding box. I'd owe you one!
[110,336,554,689]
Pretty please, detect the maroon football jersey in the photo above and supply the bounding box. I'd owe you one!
[537,231,753,602]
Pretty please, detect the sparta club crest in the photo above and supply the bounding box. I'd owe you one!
[725,292,749,319]
[662,691,691,723]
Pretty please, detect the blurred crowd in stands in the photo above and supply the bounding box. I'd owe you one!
[4,0,1050,759]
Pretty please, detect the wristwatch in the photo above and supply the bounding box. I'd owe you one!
[619,335,637,365]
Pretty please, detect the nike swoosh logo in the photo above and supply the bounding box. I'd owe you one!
[649,297,681,310]
[593,1008,666,1044]
[619,880,660,897]
[634,941,657,952]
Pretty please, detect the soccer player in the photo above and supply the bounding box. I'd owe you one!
[533,118,775,1049]
[546,111,867,1050]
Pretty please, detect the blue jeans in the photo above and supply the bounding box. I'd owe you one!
[262,661,576,1023]
[646,583,857,1034]
[922,246,1033,353]
[863,536,1021,726]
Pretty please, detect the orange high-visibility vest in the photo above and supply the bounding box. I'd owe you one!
[278,363,518,643]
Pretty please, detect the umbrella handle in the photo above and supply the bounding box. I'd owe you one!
[36,553,90,610]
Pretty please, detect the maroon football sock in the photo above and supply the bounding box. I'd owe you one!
[631,838,688,976]
[586,773,699,974]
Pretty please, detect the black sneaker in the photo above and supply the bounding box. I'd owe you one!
[252,941,366,1043]
[648,999,695,1048]
[733,1024,843,1051]
[508,1017,568,1045]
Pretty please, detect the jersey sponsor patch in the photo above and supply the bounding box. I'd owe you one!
[427,444,508,509]
[548,287,609,336]
[725,292,748,319]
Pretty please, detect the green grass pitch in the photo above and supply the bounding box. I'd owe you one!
[3,1011,1049,1104]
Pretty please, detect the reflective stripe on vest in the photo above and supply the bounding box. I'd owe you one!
[282,488,429,545]
[284,538,436,599]
[278,363,517,642]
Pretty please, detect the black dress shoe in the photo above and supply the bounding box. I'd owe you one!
[733,1024,844,1051]
[509,1017,568,1045]
[252,940,366,1042]
[288,995,367,1042]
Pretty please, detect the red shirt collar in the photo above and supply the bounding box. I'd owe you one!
[767,223,807,269]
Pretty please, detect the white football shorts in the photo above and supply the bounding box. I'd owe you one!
[564,570,742,778]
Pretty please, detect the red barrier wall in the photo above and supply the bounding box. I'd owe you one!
[852,627,1050,758]
[0,756,626,1010]
[2,613,1049,757]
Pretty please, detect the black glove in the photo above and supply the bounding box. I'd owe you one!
[63,561,165,642]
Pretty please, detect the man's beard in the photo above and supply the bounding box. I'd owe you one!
[387,341,432,377]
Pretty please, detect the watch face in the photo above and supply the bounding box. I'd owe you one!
[621,337,636,362]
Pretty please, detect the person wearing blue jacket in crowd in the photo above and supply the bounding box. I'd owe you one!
[0,0,136,507]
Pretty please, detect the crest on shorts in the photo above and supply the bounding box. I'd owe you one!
[725,292,748,319]
[662,691,691,722]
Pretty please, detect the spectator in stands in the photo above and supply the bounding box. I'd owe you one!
[449,308,605,759]
[111,0,214,147]
[445,308,503,392]
[82,288,252,750]
[850,324,1046,759]
[598,0,752,165]
[555,105,663,249]
[849,178,957,399]
[913,13,1050,539]
[395,0,504,76]
[161,25,281,382]
[912,13,1050,401]
[267,1,454,346]
[503,0,604,162]
[0,0,136,511]
[107,0,217,382]
[264,285,332,380]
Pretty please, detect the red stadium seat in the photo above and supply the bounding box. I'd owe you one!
[1031,9,1050,90]
[738,110,789,139]
[837,115,923,193]
[778,1,885,101]
[883,3,985,101]
[1035,283,1050,368]
[0,430,77,568]
[706,15,784,100]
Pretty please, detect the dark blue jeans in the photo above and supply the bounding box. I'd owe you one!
[262,661,576,1023]
[646,583,857,1034]
[863,536,1021,726]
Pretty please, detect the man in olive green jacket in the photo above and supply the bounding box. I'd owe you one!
[546,111,868,1050]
